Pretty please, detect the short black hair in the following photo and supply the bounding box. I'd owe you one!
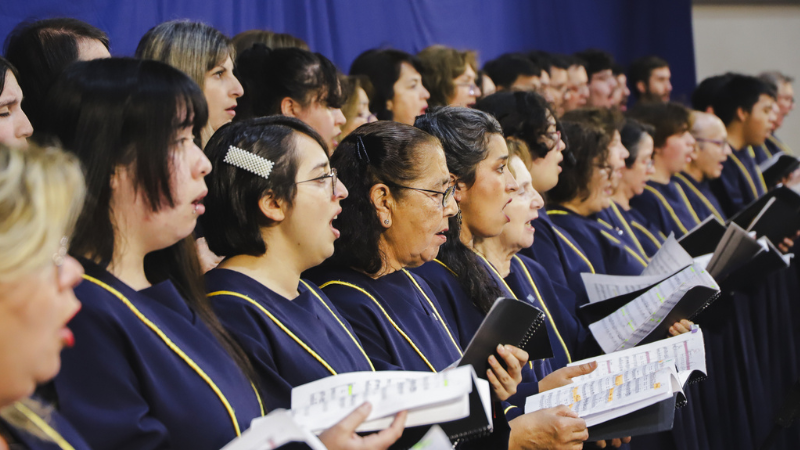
[547,53,571,71]
[628,56,669,99]
[621,118,655,167]
[474,91,556,159]
[350,48,423,121]
[526,51,552,72]
[201,116,328,257]
[573,49,615,79]
[691,73,734,111]
[627,102,692,148]
[235,45,344,120]
[4,18,109,134]
[482,53,539,90]
[327,121,439,274]
[710,74,777,126]
[548,121,610,204]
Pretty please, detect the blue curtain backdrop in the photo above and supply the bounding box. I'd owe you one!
[0,0,697,103]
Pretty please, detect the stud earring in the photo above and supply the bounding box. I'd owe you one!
[384,219,390,225]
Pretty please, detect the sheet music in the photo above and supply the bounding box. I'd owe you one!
[291,366,475,433]
[569,327,706,386]
[223,409,326,450]
[640,234,694,277]
[588,265,718,353]
[410,426,455,450]
[581,273,672,304]
[525,363,677,427]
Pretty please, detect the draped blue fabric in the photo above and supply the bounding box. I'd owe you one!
[0,0,696,101]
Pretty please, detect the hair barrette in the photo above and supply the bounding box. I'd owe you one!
[223,145,275,180]
[355,135,371,164]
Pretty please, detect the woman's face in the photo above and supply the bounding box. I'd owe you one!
[389,62,430,125]
[499,156,544,252]
[581,159,613,215]
[338,87,373,142]
[294,97,347,155]
[0,250,82,407]
[607,130,630,192]
[657,130,695,176]
[620,133,655,196]
[529,114,565,194]
[0,70,33,149]
[382,143,457,268]
[111,126,212,254]
[203,56,244,133]
[450,65,480,108]
[280,133,348,269]
[458,134,519,240]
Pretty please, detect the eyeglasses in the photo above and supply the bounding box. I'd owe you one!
[386,181,456,208]
[455,83,480,96]
[695,138,726,147]
[545,130,562,150]
[295,168,339,197]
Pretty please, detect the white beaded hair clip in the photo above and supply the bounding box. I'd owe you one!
[223,145,275,180]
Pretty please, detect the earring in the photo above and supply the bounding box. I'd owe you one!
[384,219,390,225]
[456,209,462,227]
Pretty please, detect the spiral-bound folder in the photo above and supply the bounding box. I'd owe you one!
[458,297,553,379]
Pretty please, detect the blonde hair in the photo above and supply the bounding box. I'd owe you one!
[0,144,84,439]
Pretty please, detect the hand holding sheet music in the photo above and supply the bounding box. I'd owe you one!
[221,409,327,450]
[587,265,718,353]
[525,361,681,427]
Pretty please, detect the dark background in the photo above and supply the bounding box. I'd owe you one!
[0,0,697,103]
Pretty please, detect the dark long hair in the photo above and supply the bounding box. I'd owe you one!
[201,116,328,257]
[39,57,256,383]
[0,57,20,97]
[548,121,610,204]
[235,45,344,120]
[474,91,555,159]
[414,106,504,314]
[327,121,439,275]
[3,18,109,134]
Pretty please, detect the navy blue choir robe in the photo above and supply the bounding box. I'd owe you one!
[546,207,648,276]
[306,266,512,449]
[629,179,701,238]
[411,258,550,421]
[504,255,600,366]
[710,145,768,218]
[54,260,264,450]
[0,402,91,450]
[673,173,727,222]
[596,203,658,260]
[765,134,789,160]
[306,267,463,372]
[205,268,375,412]
[520,209,594,309]
[604,202,666,258]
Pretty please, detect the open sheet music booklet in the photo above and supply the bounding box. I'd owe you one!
[729,185,800,244]
[290,365,492,440]
[580,260,719,354]
[222,409,326,450]
[524,360,682,429]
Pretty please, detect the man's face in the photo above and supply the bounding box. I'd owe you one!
[774,82,795,130]
[742,94,778,146]
[563,65,589,113]
[586,69,618,108]
[646,67,672,102]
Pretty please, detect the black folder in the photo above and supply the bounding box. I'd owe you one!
[458,297,552,380]
[439,376,493,442]
[728,186,800,244]
[588,393,679,441]
[677,215,727,258]
[721,238,790,292]
[760,153,800,188]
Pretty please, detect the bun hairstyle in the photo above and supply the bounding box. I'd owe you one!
[414,106,504,314]
[327,121,439,275]
[235,44,344,120]
[201,116,328,258]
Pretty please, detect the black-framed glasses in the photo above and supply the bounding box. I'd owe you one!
[296,168,339,197]
[386,181,456,208]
